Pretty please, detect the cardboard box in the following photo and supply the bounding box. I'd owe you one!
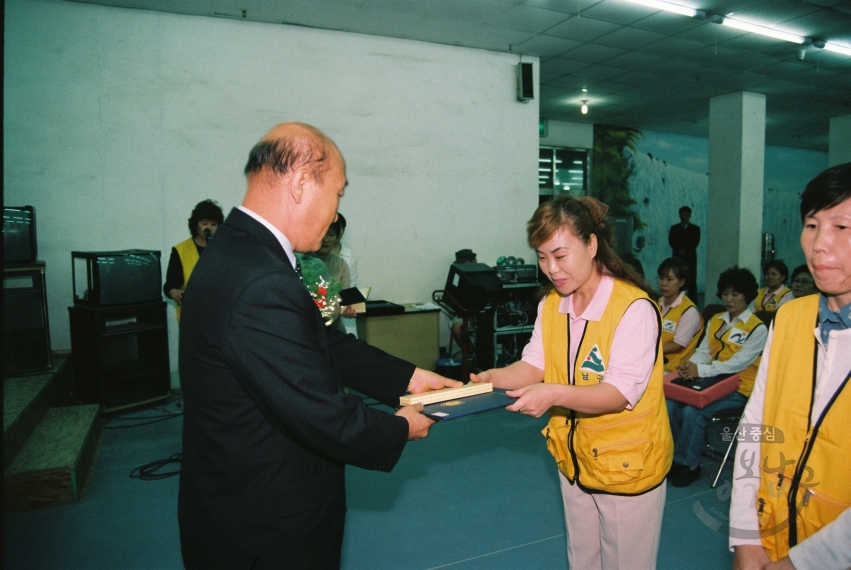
[663,372,740,409]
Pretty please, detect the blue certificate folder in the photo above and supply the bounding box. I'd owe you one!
[420,389,517,421]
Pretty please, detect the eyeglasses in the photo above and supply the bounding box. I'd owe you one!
[792,277,814,285]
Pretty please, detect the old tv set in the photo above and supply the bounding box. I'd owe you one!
[443,263,503,313]
[73,250,162,306]
[3,206,38,264]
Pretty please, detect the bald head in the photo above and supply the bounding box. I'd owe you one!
[242,122,347,253]
[244,122,340,183]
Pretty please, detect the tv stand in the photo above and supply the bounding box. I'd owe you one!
[68,301,170,413]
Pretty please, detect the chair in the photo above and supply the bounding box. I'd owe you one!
[698,303,744,487]
[705,407,745,488]
[694,303,725,347]
[754,310,776,328]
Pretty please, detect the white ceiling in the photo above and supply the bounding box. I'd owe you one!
[70,0,851,151]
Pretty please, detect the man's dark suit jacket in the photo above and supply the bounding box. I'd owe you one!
[668,222,700,264]
[177,208,415,570]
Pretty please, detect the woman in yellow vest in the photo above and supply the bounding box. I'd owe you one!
[163,199,224,320]
[751,260,793,313]
[657,257,704,372]
[730,162,851,570]
[667,267,767,488]
[472,195,673,570]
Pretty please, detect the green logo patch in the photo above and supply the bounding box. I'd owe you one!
[580,345,606,373]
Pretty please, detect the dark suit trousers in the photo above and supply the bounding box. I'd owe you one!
[181,477,347,570]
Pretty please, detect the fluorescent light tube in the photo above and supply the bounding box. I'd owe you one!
[623,0,699,18]
[823,42,851,56]
[721,17,805,44]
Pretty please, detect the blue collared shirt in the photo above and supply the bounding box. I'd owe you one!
[818,294,851,346]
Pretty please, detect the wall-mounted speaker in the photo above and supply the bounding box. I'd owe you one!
[517,62,534,102]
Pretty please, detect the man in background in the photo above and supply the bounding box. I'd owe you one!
[669,205,700,301]
[177,122,459,569]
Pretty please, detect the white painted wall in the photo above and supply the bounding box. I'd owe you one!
[4,0,539,378]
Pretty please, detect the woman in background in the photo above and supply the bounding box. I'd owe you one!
[163,199,224,320]
[790,264,818,298]
[331,213,358,288]
[669,267,767,488]
[473,195,672,570]
[751,260,793,312]
[657,257,704,372]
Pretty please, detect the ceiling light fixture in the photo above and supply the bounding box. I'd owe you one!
[720,16,806,44]
[622,0,704,18]
[581,100,588,114]
[822,42,851,56]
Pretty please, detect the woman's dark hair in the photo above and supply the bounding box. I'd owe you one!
[791,264,812,283]
[799,162,851,222]
[188,199,224,237]
[336,213,347,233]
[527,195,653,296]
[762,259,788,282]
[716,266,759,304]
[657,257,690,282]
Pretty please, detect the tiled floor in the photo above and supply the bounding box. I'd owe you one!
[4,394,735,569]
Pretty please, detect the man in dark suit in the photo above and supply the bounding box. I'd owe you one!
[668,206,701,301]
[177,122,459,569]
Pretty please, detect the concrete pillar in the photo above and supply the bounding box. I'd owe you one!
[829,114,851,167]
[706,92,766,296]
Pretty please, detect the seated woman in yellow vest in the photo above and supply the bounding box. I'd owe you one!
[667,266,768,488]
[471,195,673,570]
[790,263,818,299]
[750,259,793,312]
[657,257,704,372]
[729,162,851,570]
[163,199,224,320]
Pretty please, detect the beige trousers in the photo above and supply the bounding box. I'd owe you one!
[559,471,666,570]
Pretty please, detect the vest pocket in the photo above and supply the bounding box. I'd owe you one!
[543,419,572,478]
[798,484,851,542]
[756,487,781,560]
[578,437,652,486]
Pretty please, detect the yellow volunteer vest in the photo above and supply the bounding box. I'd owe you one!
[756,296,851,561]
[173,238,200,321]
[658,295,704,372]
[706,312,765,397]
[754,286,791,312]
[541,280,673,494]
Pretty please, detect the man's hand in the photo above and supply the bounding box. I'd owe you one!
[396,403,435,440]
[505,383,561,418]
[407,368,462,394]
[732,545,772,570]
[341,305,357,319]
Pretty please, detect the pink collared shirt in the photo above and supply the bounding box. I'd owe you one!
[521,275,660,409]
[659,291,702,347]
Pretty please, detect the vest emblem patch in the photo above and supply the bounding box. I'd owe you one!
[580,345,606,373]
[662,319,677,333]
[727,327,750,345]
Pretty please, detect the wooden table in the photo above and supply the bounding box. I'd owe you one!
[356,304,440,371]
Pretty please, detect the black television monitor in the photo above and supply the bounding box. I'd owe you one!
[72,250,162,306]
[443,263,502,313]
[3,206,38,264]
